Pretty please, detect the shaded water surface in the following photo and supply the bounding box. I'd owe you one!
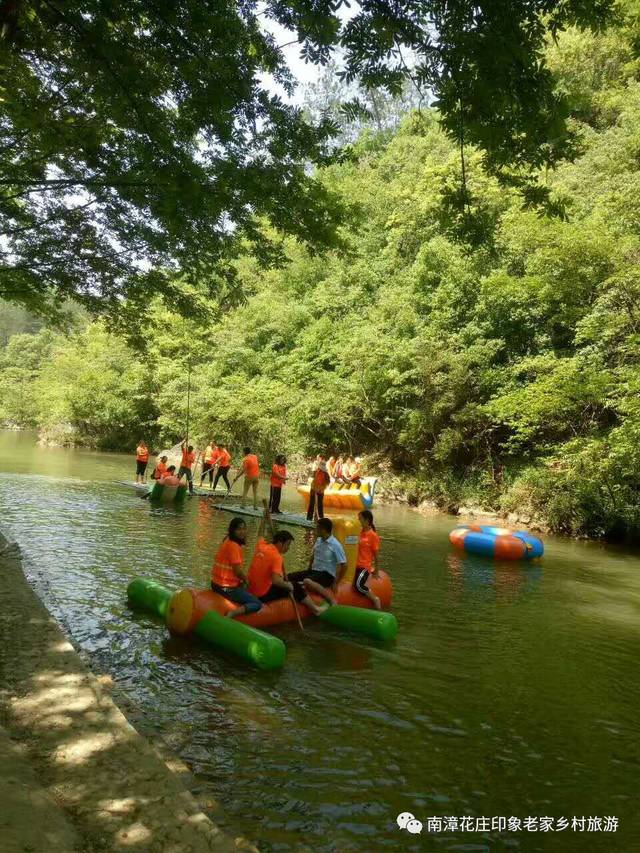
[0,431,639,852]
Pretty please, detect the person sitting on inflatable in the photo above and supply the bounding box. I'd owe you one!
[151,455,169,480]
[160,465,181,486]
[211,518,262,619]
[346,456,363,486]
[288,518,346,616]
[354,510,381,610]
[247,502,295,604]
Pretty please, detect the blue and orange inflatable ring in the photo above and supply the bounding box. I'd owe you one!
[449,524,544,560]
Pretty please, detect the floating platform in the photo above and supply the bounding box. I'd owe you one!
[117,481,239,500]
[212,503,315,528]
[298,476,378,511]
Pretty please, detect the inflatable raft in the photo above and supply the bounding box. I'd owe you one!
[449,524,544,560]
[147,480,188,504]
[298,476,378,511]
[127,515,397,668]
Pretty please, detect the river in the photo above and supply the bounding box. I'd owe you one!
[0,430,638,852]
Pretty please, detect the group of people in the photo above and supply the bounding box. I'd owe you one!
[211,502,382,618]
[135,442,365,522]
[135,440,280,511]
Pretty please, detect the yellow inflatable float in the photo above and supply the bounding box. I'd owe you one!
[297,476,378,511]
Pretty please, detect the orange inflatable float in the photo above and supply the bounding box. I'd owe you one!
[167,571,393,634]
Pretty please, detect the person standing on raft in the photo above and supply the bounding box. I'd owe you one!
[288,517,346,616]
[354,510,382,610]
[135,441,149,483]
[306,458,330,521]
[213,443,232,492]
[232,447,260,510]
[269,455,287,514]
[211,518,263,619]
[247,502,295,604]
[200,440,219,488]
[177,440,196,495]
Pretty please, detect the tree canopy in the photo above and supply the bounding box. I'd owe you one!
[1,0,616,321]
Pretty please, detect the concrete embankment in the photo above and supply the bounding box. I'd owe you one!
[0,532,256,853]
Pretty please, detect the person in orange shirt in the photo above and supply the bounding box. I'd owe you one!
[160,464,181,486]
[306,458,330,521]
[212,443,232,492]
[269,454,287,514]
[177,439,196,495]
[135,440,149,483]
[347,456,362,485]
[353,510,382,610]
[152,455,169,480]
[247,503,295,603]
[231,447,260,510]
[200,441,220,488]
[211,518,262,618]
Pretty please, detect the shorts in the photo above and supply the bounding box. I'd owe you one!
[136,460,148,475]
[211,583,262,614]
[259,584,291,604]
[354,566,372,595]
[288,569,335,603]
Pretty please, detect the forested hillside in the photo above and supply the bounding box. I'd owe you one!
[3,10,640,540]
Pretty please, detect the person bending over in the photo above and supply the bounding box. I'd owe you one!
[288,518,346,616]
[232,447,260,510]
[211,517,262,619]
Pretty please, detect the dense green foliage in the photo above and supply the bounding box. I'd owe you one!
[4,9,640,541]
[1,0,615,320]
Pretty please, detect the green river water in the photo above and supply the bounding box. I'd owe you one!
[0,430,639,852]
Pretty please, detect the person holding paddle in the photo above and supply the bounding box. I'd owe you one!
[212,444,232,492]
[177,439,196,495]
[200,440,220,488]
[247,502,295,604]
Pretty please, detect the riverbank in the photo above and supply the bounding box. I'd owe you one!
[0,531,256,853]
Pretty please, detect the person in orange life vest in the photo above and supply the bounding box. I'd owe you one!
[353,510,382,610]
[213,444,232,492]
[200,441,219,488]
[287,517,346,616]
[269,454,287,514]
[306,458,330,521]
[152,455,169,480]
[247,501,295,603]
[211,517,262,618]
[177,439,196,495]
[160,465,181,486]
[135,441,149,483]
[231,447,260,510]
